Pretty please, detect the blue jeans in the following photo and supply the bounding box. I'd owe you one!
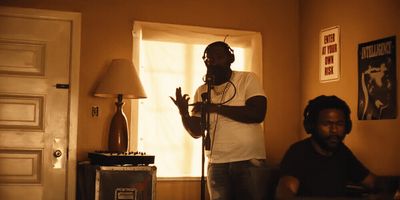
[207,159,269,200]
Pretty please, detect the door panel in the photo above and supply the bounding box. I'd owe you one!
[0,6,80,200]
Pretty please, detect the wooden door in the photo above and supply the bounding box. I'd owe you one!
[0,6,80,200]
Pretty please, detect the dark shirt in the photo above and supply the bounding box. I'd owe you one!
[280,137,370,197]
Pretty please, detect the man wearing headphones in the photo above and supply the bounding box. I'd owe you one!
[171,41,268,200]
[275,95,376,199]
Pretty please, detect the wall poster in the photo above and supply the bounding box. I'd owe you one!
[358,36,397,120]
[320,26,340,82]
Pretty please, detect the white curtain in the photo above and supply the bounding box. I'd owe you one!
[131,21,263,178]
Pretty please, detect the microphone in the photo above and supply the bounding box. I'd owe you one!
[202,71,213,105]
[201,92,208,102]
[204,73,214,86]
[201,93,211,151]
[187,93,209,106]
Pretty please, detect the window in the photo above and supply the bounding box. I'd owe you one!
[131,21,263,178]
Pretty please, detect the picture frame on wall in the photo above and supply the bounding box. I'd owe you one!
[320,26,340,83]
[357,36,397,120]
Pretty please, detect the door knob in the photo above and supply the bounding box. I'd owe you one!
[53,150,62,158]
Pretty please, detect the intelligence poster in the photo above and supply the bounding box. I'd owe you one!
[357,36,397,120]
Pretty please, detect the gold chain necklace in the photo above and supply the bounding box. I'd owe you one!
[212,82,230,96]
[212,72,234,96]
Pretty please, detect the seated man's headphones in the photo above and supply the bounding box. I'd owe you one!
[203,41,235,64]
[303,95,352,135]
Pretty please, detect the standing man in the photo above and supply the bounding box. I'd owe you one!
[276,95,376,199]
[171,41,268,200]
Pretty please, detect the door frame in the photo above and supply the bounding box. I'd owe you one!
[0,6,81,200]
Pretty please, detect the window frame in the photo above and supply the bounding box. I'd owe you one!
[130,21,263,179]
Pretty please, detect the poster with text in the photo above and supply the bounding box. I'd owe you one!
[358,36,397,120]
[320,26,340,82]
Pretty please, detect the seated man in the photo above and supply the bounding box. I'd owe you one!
[276,95,376,199]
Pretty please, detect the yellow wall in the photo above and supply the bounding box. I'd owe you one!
[0,0,300,199]
[1,0,398,199]
[300,0,400,175]
[0,0,300,164]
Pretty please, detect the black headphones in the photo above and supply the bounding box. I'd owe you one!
[203,41,235,64]
[303,95,352,135]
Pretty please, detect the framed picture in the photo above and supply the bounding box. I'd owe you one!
[320,26,340,82]
[357,36,397,120]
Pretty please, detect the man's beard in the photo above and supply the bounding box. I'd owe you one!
[312,133,344,153]
[207,65,232,85]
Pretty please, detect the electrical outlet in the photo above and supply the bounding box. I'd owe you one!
[91,106,99,117]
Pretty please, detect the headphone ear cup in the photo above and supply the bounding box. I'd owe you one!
[303,118,313,134]
[303,106,313,134]
[224,43,234,64]
[229,52,235,63]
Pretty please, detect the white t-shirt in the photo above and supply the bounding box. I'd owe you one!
[193,71,266,163]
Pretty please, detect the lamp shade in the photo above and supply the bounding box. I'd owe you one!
[94,59,147,99]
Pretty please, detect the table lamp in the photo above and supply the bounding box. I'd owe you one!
[94,59,146,153]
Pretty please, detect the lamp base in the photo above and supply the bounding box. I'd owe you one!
[108,95,128,153]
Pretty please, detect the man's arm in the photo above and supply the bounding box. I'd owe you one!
[218,95,267,123]
[180,115,202,138]
[193,95,267,123]
[170,87,203,138]
[361,173,376,190]
[275,175,300,199]
[179,95,266,136]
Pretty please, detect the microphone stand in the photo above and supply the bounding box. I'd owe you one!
[200,75,213,200]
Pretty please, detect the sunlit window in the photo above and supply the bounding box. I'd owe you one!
[138,41,246,177]
[131,21,263,178]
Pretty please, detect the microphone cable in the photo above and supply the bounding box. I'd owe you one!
[208,79,236,158]
[217,80,236,105]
